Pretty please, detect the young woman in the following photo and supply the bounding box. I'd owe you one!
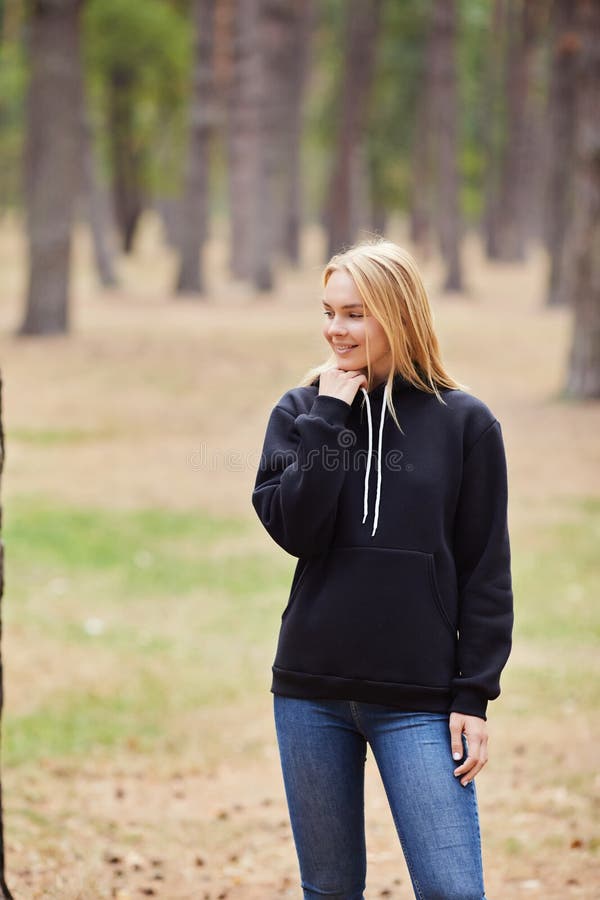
[251,238,513,900]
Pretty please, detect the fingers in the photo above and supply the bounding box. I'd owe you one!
[449,720,464,762]
[453,734,488,786]
[449,714,488,787]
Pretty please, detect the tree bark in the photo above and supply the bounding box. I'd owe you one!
[176,0,217,296]
[324,0,383,259]
[564,0,600,399]
[279,0,313,266]
[108,65,144,254]
[544,0,577,307]
[409,75,434,256]
[493,0,540,261]
[0,376,15,899]
[481,0,507,259]
[81,113,118,288]
[429,0,463,290]
[227,0,262,282]
[19,0,84,336]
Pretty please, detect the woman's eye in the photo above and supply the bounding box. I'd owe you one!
[322,311,363,318]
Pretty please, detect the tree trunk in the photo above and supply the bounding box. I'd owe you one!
[0,376,15,899]
[254,0,296,291]
[19,0,83,336]
[227,0,262,282]
[226,0,298,291]
[409,77,434,256]
[429,0,463,291]
[279,0,313,266]
[176,0,217,296]
[108,66,144,254]
[544,0,577,308]
[493,0,539,261]
[81,113,118,288]
[324,0,383,259]
[481,0,507,259]
[564,0,600,399]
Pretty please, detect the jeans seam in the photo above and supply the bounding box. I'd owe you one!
[348,700,367,736]
[391,820,425,900]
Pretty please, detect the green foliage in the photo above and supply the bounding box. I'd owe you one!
[0,36,27,207]
[367,0,432,212]
[458,0,496,221]
[83,0,193,195]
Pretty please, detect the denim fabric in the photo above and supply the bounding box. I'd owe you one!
[273,695,488,900]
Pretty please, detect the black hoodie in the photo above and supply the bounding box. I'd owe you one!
[251,373,514,720]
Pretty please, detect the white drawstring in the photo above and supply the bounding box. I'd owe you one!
[360,384,387,537]
[361,386,373,526]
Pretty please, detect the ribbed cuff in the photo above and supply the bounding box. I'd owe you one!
[449,688,488,721]
[309,394,353,426]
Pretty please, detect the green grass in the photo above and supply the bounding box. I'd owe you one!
[1,493,598,766]
[2,496,295,766]
[3,672,167,768]
[511,496,600,644]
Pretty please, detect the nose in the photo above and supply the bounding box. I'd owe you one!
[327,314,348,337]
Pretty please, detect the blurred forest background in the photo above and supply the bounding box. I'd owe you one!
[0,0,598,394]
[0,0,599,898]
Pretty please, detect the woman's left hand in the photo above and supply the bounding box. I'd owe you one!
[449,712,488,786]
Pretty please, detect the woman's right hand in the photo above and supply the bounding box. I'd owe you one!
[318,368,368,406]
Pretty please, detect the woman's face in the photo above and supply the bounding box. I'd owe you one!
[322,269,392,383]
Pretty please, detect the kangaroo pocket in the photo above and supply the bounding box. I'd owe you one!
[275,546,458,688]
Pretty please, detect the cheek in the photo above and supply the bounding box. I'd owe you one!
[366,321,387,352]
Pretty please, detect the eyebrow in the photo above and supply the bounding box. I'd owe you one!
[321,300,363,309]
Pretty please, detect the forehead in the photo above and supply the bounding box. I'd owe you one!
[323,269,363,307]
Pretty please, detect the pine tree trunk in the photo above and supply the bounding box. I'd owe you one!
[19,0,83,336]
[481,0,507,259]
[429,0,463,291]
[0,375,14,899]
[279,0,313,266]
[409,76,434,256]
[108,65,145,254]
[81,113,118,288]
[325,0,382,259]
[176,0,217,296]
[227,0,261,281]
[544,0,577,308]
[565,0,600,398]
[493,0,538,261]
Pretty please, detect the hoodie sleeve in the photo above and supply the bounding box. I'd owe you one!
[449,418,514,721]
[251,393,353,558]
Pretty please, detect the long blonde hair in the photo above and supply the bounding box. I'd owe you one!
[298,237,469,433]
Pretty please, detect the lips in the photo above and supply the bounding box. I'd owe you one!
[333,344,358,350]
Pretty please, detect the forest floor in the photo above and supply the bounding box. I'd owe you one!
[0,215,598,898]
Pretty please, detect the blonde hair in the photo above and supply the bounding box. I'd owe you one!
[298,237,469,433]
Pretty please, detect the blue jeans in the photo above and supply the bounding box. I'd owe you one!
[273,695,488,900]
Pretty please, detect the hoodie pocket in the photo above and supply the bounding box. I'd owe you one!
[276,546,458,688]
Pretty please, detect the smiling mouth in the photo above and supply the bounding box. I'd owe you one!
[334,345,358,350]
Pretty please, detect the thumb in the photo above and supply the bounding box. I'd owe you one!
[449,715,465,761]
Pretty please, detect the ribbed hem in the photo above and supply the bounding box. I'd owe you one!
[271,665,453,713]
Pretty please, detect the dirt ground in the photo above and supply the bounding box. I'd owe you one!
[4,699,599,899]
